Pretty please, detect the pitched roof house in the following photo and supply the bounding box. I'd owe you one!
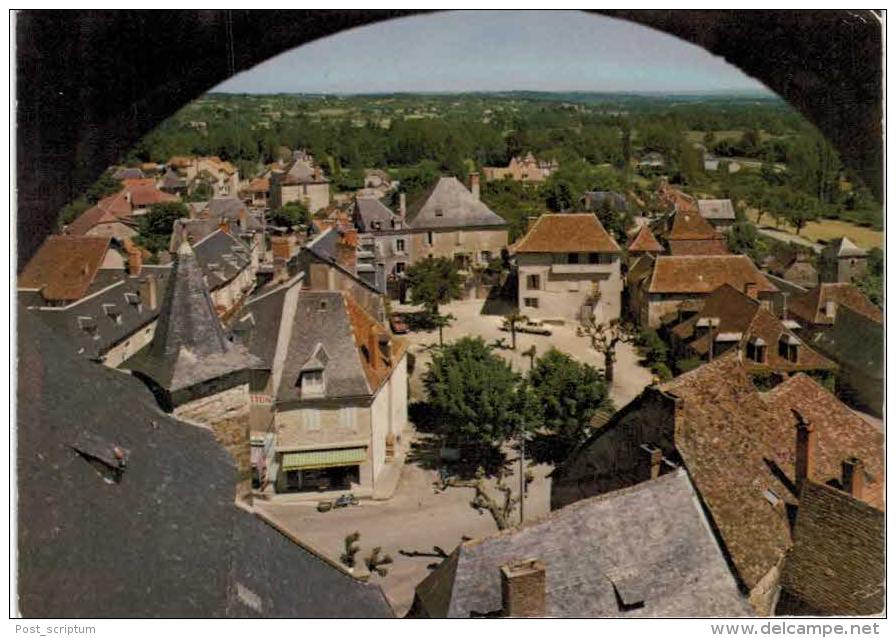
[660,209,729,256]
[17,315,393,618]
[551,353,883,613]
[404,176,508,269]
[18,235,125,303]
[819,236,869,284]
[697,199,736,230]
[411,470,751,618]
[513,214,623,322]
[668,284,836,375]
[66,190,136,239]
[627,254,777,328]
[788,282,882,328]
[232,276,407,498]
[626,224,665,256]
[124,241,260,410]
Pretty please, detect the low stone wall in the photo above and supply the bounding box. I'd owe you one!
[176,383,252,499]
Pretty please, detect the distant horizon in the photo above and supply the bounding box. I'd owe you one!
[207,88,779,99]
[213,11,773,95]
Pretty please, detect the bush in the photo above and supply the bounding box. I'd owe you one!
[651,362,673,382]
[674,357,703,374]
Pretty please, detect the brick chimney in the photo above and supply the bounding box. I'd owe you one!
[219,217,231,234]
[841,457,865,499]
[639,443,663,481]
[399,192,407,220]
[794,411,816,492]
[271,236,291,261]
[824,300,837,320]
[469,172,480,201]
[744,282,759,300]
[500,559,546,617]
[127,247,142,277]
[139,274,158,311]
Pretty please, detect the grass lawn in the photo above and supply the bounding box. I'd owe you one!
[746,210,883,249]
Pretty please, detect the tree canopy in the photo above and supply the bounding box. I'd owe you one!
[423,337,523,447]
[136,201,189,254]
[405,256,463,315]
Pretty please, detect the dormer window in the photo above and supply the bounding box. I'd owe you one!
[299,369,325,397]
[102,303,122,325]
[435,207,444,217]
[746,336,767,363]
[778,334,800,363]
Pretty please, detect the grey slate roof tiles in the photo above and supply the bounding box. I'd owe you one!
[406,177,506,230]
[416,470,751,618]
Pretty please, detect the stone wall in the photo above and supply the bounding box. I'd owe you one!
[175,383,252,500]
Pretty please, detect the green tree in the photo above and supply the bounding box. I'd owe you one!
[578,317,633,384]
[726,221,767,262]
[86,172,124,203]
[528,348,611,445]
[856,247,883,306]
[268,201,309,228]
[136,201,189,254]
[405,256,463,316]
[423,337,522,447]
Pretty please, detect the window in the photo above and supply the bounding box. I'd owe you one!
[395,262,406,275]
[427,231,434,245]
[300,370,325,397]
[588,253,600,264]
[395,238,406,253]
[524,297,540,308]
[480,250,491,264]
[746,341,767,363]
[304,410,321,431]
[526,274,541,290]
[778,337,799,363]
[435,207,444,217]
[567,253,580,264]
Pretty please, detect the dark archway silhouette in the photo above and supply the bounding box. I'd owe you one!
[15,10,881,268]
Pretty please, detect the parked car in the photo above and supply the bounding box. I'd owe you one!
[390,313,409,334]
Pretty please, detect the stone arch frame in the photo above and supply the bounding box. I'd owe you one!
[15,10,882,267]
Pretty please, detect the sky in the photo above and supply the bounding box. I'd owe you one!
[213,10,772,95]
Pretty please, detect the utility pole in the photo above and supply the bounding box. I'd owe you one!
[518,430,526,525]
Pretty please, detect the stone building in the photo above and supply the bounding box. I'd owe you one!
[654,208,729,256]
[625,224,665,262]
[270,152,331,213]
[482,152,558,183]
[404,174,508,270]
[697,198,736,232]
[124,241,260,497]
[65,190,138,241]
[818,236,868,283]
[410,470,751,618]
[788,282,882,331]
[764,247,819,289]
[17,315,393,618]
[512,213,622,323]
[551,353,884,615]
[626,254,777,328]
[667,283,837,377]
[232,275,407,499]
[169,155,240,197]
[351,195,410,293]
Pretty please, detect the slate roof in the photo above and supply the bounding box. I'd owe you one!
[124,241,259,395]
[514,213,620,254]
[581,191,628,212]
[406,177,506,230]
[280,157,328,184]
[18,236,113,302]
[192,229,253,291]
[160,168,187,190]
[822,236,868,258]
[17,315,392,618]
[25,265,172,360]
[669,284,836,373]
[353,196,399,232]
[627,225,665,253]
[811,305,883,383]
[788,283,882,326]
[697,199,736,221]
[657,353,884,589]
[646,255,777,295]
[170,217,221,251]
[780,481,884,615]
[415,470,751,618]
[230,278,297,368]
[303,226,380,295]
[112,167,143,180]
[275,291,399,403]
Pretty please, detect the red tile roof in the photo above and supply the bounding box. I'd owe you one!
[627,224,665,253]
[668,238,730,256]
[249,177,270,192]
[659,352,883,588]
[788,283,882,326]
[345,294,407,393]
[647,255,777,295]
[18,236,112,301]
[126,184,178,208]
[513,213,621,253]
[667,209,723,241]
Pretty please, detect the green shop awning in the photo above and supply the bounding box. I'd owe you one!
[280,447,367,471]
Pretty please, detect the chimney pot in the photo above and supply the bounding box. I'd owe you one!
[127,248,143,277]
[639,443,663,481]
[841,457,865,499]
[824,300,837,320]
[744,282,759,300]
[139,274,158,311]
[794,411,816,492]
[399,193,407,220]
[469,172,480,201]
[500,559,546,618]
